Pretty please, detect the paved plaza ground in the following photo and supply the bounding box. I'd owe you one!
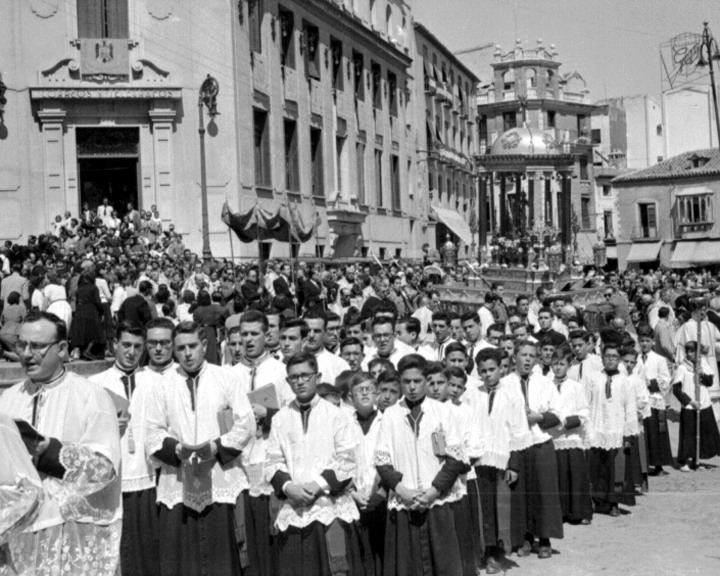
[507,419,720,575]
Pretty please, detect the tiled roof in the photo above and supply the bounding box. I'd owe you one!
[612,149,720,183]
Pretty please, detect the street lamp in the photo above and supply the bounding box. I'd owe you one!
[698,22,720,151]
[198,74,219,264]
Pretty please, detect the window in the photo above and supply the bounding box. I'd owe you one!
[577,114,588,137]
[435,115,443,143]
[591,129,601,145]
[335,136,347,195]
[390,154,401,210]
[603,184,612,196]
[374,149,383,207]
[429,166,436,193]
[284,119,300,192]
[581,196,591,229]
[388,72,398,118]
[371,61,382,110]
[303,21,320,80]
[249,0,263,54]
[547,110,556,129]
[385,5,393,37]
[603,211,614,238]
[331,38,343,93]
[503,111,516,132]
[370,0,377,28]
[579,157,589,180]
[478,115,488,148]
[253,109,271,188]
[678,194,713,228]
[657,124,663,136]
[279,6,295,69]
[310,127,324,197]
[356,142,366,204]
[77,0,128,38]
[352,51,364,101]
[638,203,657,238]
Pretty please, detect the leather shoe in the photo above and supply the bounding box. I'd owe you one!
[486,557,503,574]
[580,518,592,525]
[516,541,532,557]
[609,506,621,517]
[538,545,552,559]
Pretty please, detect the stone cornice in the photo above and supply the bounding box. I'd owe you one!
[303,0,412,71]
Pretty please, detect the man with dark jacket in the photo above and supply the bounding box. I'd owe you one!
[118,280,155,325]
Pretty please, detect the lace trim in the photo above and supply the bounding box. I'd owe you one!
[263,462,289,485]
[387,481,464,511]
[648,397,666,411]
[121,476,155,493]
[60,445,116,487]
[509,431,533,453]
[553,438,587,451]
[274,495,359,532]
[445,443,467,464]
[334,449,356,482]
[587,432,623,450]
[480,450,510,471]
[156,484,245,513]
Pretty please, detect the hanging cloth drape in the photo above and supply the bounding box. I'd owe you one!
[221,198,317,244]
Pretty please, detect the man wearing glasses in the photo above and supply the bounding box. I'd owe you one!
[91,320,163,576]
[266,351,360,574]
[361,317,414,370]
[0,312,122,574]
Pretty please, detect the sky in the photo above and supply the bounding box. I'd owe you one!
[413,0,720,101]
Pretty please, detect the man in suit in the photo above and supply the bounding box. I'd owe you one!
[302,267,326,312]
[118,280,155,325]
[273,262,297,311]
[127,202,142,232]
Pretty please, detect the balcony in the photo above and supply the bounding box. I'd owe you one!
[675,193,714,238]
[477,92,495,105]
[435,82,451,104]
[631,226,659,241]
[676,221,714,238]
[424,76,437,94]
[503,89,516,101]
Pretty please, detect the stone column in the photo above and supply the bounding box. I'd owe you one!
[499,173,507,235]
[37,104,67,229]
[149,100,177,222]
[478,174,487,246]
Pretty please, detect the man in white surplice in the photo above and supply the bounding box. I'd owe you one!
[145,321,256,576]
[0,312,121,576]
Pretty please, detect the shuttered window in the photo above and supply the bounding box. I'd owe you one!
[77,0,129,39]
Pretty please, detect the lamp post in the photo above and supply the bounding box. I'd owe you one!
[698,22,720,151]
[198,74,219,264]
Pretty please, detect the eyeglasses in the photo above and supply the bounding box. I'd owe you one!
[287,372,317,384]
[604,294,612,299]
[353,386,377,396]
[372,333,393,341]
[146,339,172,349]
[15,340,58,357]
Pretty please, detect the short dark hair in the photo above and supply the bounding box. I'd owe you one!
[431,310,451,325]
[6,291,20,306]
[340,336,363,352]
[138,280,153,295]
[115,321,144,341]
[636,324,654,339]
[487,323,505,335]
[447,365,468,384]
[538,306,554,317]
[552,344,574,364]
[476,347,503,367]
[569,329,591,342]
[461,311,480,324]
[325,311,341,324]
[621,347,638,359]
[423,361,447,379]
[397,353,428,375]
[282,318,309,339]
[240,310,268,332]
[335,370,355,398]
[303,309,326,329]
[173,321,204,340]
[23,311,67,342]
[344,312,364,329]
[145,317,176,332]
[349,371,376,391]
[377,370,400,386]
[286,351,318,373]
[658,306,670,319]
[371,316,395,330]
[484,292,499,304]
[444,341,467,358]
[317,383,340,401]
[197,290,211,307]
[397,316,420,338]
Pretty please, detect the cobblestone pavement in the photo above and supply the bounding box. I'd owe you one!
[499,420,720,575]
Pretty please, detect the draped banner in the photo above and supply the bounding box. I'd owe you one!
[221,197,317,244]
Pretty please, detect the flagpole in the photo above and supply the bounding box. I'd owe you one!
[228,227,237,285]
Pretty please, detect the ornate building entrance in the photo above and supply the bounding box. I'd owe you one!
[76,128,140,215]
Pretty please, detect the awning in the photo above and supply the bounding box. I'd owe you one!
[670,241,697,268]
[423,61,433,80]
[675,186,713,197]
[626,241,662,263]
[432,205,473,246]
[671,240,720,267]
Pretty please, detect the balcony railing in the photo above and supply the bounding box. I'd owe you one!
[503,89,516,101]
[631,226,659,241]
[676,220,714,238]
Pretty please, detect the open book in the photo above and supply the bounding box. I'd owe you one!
[13,420,46,444]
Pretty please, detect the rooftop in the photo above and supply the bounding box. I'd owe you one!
[612,149,720,184]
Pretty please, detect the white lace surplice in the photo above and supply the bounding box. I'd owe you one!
[229,355,295,407]
[144,363,256,512]
[373,397,467,511]
[548,378,591,450]
[585,371,639,449]
[350,412,383,498]
[265,396,359,531]
[0,373,122,576]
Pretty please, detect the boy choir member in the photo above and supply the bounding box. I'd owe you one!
[585,342,639,517]
[303,310,351,383]
[418,311,458,361]
[426,364,483,576]
[90,321,160,576]
[279,319,308,362]
[340,337,365,372]
[266,352,362,576]
[376,370,402,412]
[568,330,604,387]
[374,354,469,575]
[348,372,386,575]
[549,344,593,525]
[672,341,720,471]
[145,318,180,375]
[0,312,122,575]
[471,348,532,573]
[231,310,294,406]
[501,340,564,559]
[145,321,256,576]
[636,325,673,475]
[621,348,651,494]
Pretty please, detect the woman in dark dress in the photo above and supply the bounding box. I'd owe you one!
[193,290,228,365]
[69,270,106,360]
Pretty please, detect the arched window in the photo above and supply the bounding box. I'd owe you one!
[386,5,393,38]
[502,68,515,91]
[370,0,377,28]
[526,68,537,90]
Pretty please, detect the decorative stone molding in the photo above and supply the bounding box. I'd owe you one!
[147,0,178,20]
[31,0,59,18]
[30,87,182,100]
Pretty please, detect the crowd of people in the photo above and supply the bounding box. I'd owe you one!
[2,203,720,576]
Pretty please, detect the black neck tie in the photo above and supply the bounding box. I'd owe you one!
[186,371,200,411]
[120,374,136,399]
[520,375,530,409]
[299,404,312,433]
[542,365,551,376]
[488,388,497,415]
